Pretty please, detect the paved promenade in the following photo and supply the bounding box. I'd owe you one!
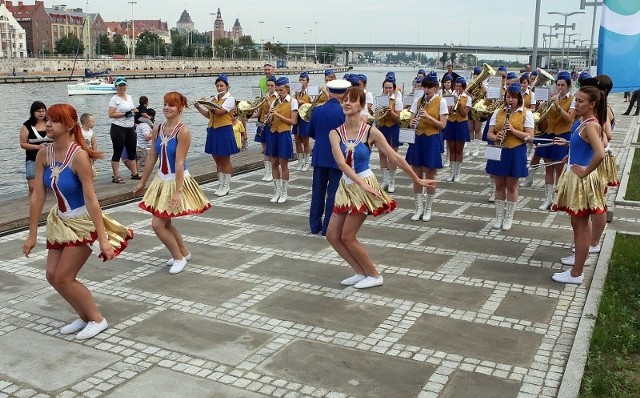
[1,95,638,398]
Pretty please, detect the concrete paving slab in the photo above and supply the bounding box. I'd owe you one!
[13,291,154,326]
[0,329,121,391]
[232,194,303,208]
[464,259,559,289]
[495,291,558,324]
[366,246,452,272]
[172,222,238,241]
[531,245,573,264]
[106,367,267,398]
[250,290,393,335]
[381,275,493,311]
[152,241,264,271]
[502,224,571,242]
[125,270,256,306]
[260,339,434,397]
[397,216,489,233]
[357,223,427,244]
[245,255,350,288]
[0,270,47,301]
[104,209,152,225]
[232,230,328,255]
[461,205,495,219]
[119,309,275,366]
[400,314,543,367]
[440,370,521,398]
[0,238,29,258]
[197,205,256,221]
[426,234,527,257]
[244,213,310,232]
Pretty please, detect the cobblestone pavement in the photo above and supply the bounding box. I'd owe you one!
[0,97,638,398]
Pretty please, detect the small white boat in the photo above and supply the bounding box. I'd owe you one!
[67,79,116,95]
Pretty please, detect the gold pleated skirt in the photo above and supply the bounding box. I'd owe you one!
[596,151,620,188]
[333,174,397,216]
[46,207,134,261]
[552,167,606,216]
[139,174,211,218]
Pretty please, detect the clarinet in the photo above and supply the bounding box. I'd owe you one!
[499,105,512,147]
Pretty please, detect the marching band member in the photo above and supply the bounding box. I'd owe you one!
[406,71,448,222]
[377,75,404,193]
[483,65,508,202]
[551,85,607,284]
[443,76,472,182]
[327,86,435,289]
[308,79,348,235]
[135,92,211,274]
[317,68,336,106]
[520,74,536,110]
[410,69,427,95]
[534,71,574,211]
[254,76,278,181]
[266,77,298,204]
[486,83,534,230]
[295,72,312,172]
[195,74,238,197]
[467,66,486,157]
[439,74,454,167]
[358,74,374,115]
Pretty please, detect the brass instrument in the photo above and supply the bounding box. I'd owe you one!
[532,68,555,88]
[193,95,224,111]
[299,91,327,122]
[471,96,504,122]
[237,95,267,119]
[399,109,413,128]
[367,106,390,124]
[533,86,565,135]
[467,63,495,100]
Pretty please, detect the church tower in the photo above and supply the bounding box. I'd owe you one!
[214,8,225,40]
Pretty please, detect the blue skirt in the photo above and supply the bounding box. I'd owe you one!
[205,125,240,156]
[486,144,528,178]
[535,132,570,161]
[266,130,294,159]
[295,117,310,137]
[254,123,269,144]
[379,124,402,147]
[406,134,443,169]
[443,120,471,142]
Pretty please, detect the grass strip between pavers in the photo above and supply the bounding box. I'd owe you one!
[579,234,640,397]
[626,145,640,201]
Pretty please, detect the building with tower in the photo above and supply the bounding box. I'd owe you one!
[212,8,242,43]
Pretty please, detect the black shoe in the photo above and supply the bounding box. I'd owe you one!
[622,112,630,115]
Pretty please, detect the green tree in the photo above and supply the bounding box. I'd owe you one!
[440,52,448,68]
[135,31,161,56]
[111,34,127,55]
[450,52,457,66]
[96,34,111,56]
[55,33,83,55]
[319,45,336,63]
[264,41,286,58]
[236,35,256,60]
[214,37,233,59]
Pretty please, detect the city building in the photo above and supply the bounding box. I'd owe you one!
[0,1,27,57]
[104,19,170,56]
[3,0,49,56]
[212,8,242,43]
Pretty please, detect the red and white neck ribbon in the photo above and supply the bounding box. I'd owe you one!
[159,122,184,174]
[338,122,368,168]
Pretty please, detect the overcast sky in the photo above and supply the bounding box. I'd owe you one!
[61,0,601,49]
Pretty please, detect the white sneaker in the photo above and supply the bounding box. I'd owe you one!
[166,251,191,266]
[60,319,87,335]
[561,254,575,266]
[354,275,384,289]
[169,258,187,274]
[340,274,366,286]
[551,270,583,285]
[75,318,108,340]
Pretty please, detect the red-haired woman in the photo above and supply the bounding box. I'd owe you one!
[327,86,435,289]
[22,103,133,340]
[135,92,211,275]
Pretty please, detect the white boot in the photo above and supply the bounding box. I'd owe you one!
[278,180,289,203]
[502,201,516,231]
[302,153,310,172]
[453,162,461,182]
[519,168,535,187]
[472,139,480,157]
[296,153,304,171]
[214,172,224,196]
[381,168,389,190]
[270,179,282,203]
[262,160,273,182]
[410,194,423,221]
[422,194,434,221]
[464,143,470,156]
[488,179,495,202]
[538,184,554,211]
[447,162,455,182]
[493,200,505,229]
[216,173,231,197]
[388,170,396,193]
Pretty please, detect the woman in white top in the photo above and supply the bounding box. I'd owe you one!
[107,76,139,183]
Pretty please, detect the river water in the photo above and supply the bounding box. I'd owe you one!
[3,66,464,199]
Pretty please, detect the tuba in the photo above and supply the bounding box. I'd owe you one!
[532,68,555,88]
[467,63,495,100]
[237,95,266,120]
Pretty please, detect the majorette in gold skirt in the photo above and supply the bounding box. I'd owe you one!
[596,150,620,188]
[139,171,211,218]
[552,166,606,217]
[333,170,397,216]
[46,206,134,262]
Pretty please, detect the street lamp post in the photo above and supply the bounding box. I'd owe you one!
[128,1,137,65]
[303,31,307,65]
[548,11,584,70]
[285,26,291,61]
[580,0,602,69]
[258,21,264,61]
[564,33,579,68]
[314,21,318,64]
[539,24,556,68]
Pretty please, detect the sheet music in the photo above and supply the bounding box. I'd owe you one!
[443,95,456,107]
[535,87,549,102]
[307,85,320,96]
[375,95,390,108]
[487,76,503,99]
[403,94,414,107]
[399,129,415,144]
[251,86,262,97]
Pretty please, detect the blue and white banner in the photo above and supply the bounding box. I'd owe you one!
[597,0,640,92]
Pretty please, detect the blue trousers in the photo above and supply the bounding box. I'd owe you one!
[309,166,342,235]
